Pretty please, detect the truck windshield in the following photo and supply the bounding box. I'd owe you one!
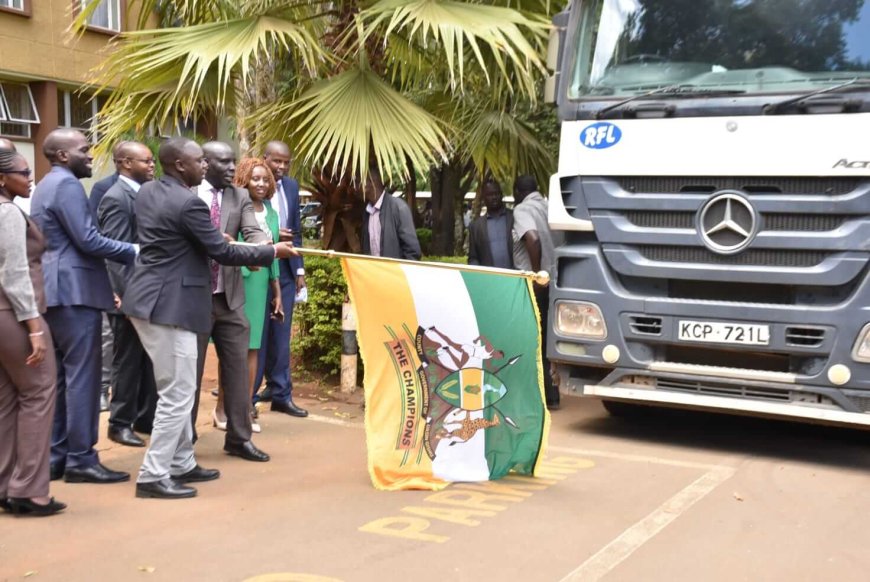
[569,0,870,99]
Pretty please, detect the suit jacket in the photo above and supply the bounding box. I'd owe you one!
[275,176,304,281]
[89,172,119,220]
[122,175,276,334]
[468,210,514,267]
[214,184,272,310]
[30,166,136,311]
[361,194,421,260]
[97,177,141,314]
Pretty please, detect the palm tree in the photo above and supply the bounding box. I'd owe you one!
[77,0,556,253]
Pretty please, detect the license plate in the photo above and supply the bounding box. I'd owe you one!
[677,320,770,346]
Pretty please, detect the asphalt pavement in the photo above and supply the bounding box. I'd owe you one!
[3,367,870,582]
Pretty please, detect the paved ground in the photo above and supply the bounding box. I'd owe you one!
[3,351,870,581]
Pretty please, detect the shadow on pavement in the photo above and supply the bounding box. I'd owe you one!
[568,401,870,471]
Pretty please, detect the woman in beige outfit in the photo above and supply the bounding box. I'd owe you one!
[0,149,65,517]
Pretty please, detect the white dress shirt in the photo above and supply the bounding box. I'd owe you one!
[198,179,225,294]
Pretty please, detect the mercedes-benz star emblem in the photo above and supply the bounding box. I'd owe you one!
[697,191,758,254]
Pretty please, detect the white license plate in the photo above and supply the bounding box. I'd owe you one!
[677,320,770,346]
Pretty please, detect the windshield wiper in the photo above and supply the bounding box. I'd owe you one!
[594,85,746,119]
[763,77,870,114]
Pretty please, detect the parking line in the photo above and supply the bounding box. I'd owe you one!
[559,465,735,582]
[547,445,720,471]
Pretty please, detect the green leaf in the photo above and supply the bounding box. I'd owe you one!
[249,64,447,179]
[363,0,549,96]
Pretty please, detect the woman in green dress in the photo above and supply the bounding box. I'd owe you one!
[231,158,283,433]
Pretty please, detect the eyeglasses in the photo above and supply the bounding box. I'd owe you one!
[3,169,31,178]
[126,158,156,165]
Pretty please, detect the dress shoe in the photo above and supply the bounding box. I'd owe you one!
[0,498,10,512]
[108,426,146,447]
[135,479,196,499]
[172,465,220,484]
[271,399,308,418]
[100,392,110,412]
[8,497,67,517]
[224,441,270,462]
[49,464,64,481]
[546,400,561,411]
[64,463,130,484]
[256,388,273,402]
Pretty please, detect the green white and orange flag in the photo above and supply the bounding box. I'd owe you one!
[341,258,550,491]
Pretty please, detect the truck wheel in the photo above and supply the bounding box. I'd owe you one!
[601,399,645,417]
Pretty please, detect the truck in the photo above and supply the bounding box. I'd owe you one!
[546,0,870,427]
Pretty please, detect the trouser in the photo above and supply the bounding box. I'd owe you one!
[254,266,296,404]
[100,313,113,398]
[130,318,198,483]
[534,286,559,405]
[45,305,102,470]
[108,314,157,431]
[194,293,252,447]
[0,312,56,499]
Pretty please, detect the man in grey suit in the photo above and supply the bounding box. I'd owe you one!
[124,138,297,499]
[30,129,137,484]
[361,164,421,260]
[193,141,273,462]
[97,142,158,448]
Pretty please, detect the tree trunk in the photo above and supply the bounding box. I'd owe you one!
[429,162,462,256]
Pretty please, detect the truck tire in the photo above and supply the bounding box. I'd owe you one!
[601,399,646,417]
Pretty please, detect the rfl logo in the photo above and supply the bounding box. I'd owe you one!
[580,122,622,149]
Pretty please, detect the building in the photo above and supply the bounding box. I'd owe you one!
[0,0,153,185]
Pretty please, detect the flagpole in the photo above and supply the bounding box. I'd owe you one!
[231,240,549,284]
[294,247,551,286]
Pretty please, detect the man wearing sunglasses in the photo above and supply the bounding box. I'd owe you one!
[97,142,158,448]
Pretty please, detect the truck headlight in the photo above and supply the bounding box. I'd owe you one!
[555,301,607,340]
[852,323,870,362]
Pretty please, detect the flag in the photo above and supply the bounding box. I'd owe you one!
[342,258,550,491]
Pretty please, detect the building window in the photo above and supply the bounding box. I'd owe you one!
[58,89,104,143]
[81,0,121,32]
[0,0,26,13]
[0,82,39,139]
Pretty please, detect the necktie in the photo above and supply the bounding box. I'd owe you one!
[210,188,221,292]
[276,181,287,228]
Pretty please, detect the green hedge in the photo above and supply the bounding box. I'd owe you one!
[292,255,467,376]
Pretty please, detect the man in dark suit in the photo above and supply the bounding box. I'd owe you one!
[256,140,308,416]
[361,164,421,260]
[124,137,297,499]
[97,141,158,448]
[89,141,126,413]
[193,141,273,461]
[30,129,137,484]
[468,179,514,269]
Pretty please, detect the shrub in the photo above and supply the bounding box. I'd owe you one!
[416,228,432,255]
[291,256,347,376]
[292,254,467,376]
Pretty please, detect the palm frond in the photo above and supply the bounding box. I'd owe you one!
[363,0,549,96]
[458,105,554,185]
[248,63,447,179]
[90,16,321,114]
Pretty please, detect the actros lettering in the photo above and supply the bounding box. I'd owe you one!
[832,159,870,169]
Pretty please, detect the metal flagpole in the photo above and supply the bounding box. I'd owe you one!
[231,241,551,284]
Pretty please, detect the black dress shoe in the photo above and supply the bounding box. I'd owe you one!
[49,464,64,481]
[172,465,220,483]
[256,388,273,403]
[100,393,110,413]
[8,497,67,517]
[271,399,308,418]
[0,498,10,512]
[64,463,130,484]
[135,479,196,499]
[224,441,270,462]
[108,426,146,447]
